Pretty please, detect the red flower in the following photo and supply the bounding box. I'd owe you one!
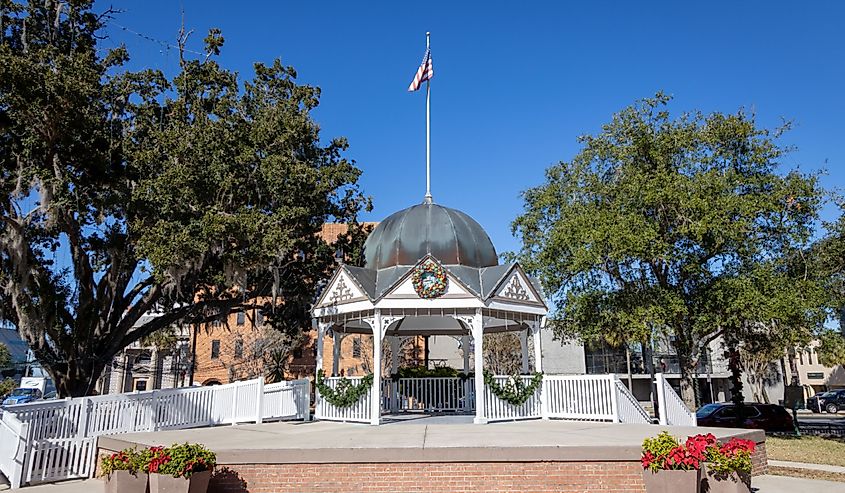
[641,451,655,469]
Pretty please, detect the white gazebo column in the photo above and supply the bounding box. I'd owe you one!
[332,332,343,376]
[532,317,548,420]
[315,321,328,419]
[461,335,470,373]
[532,317,544,373]
[471,309,486,424]
[390,336,400,375]
[370,311,384,425]
[519,328,529,374]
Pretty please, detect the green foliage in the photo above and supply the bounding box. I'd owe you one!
[0,343,10,369]
[100,448,151,476]
[0,377,16,398]
[140,326,179,351]
[394,366,464,379]
[482,370,543,406]
[315,369,373,408]
[817,330,845,367]
[641,431,682,472]
[0,1,368,396]
[148,443,216,478]
[705,448,752,475]
[513,93,825,405]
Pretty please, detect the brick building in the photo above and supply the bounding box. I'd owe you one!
[190,223,379,386]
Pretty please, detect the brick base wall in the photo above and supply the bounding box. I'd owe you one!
[751,441,768,476]
[209,462,647,493]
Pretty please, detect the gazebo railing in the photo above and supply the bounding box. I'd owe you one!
[316,376,372,423]
[485,375,542,422]
[543,375,618,421]
[315,374,655,426]
[386,377,474,413]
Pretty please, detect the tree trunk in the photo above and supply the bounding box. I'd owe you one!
[679,368,697,409]
[48,357,108,398]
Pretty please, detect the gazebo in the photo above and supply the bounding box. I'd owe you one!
[312,199,548,425]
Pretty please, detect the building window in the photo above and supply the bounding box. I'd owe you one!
[352,337,362,358]
[807,372,824,379]
[236,311,245,326]
[293,347,303,359]
[211,340,220,359]
[234,339,243,359]
[133,379,148,392]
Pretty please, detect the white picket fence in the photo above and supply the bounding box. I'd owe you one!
[485,375,542,422]
[315,376,372,423]
[0,378,309,488]
[388,377,474,413]
[614,378,652,424]
[655,373,697,426]
[315,373,660,426]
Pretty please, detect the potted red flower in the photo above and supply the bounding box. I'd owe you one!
[641,431,702,493]
[701,437,755,493]
[100,447,150,493]
[146,443,217,493]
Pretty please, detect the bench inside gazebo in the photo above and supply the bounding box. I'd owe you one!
[311,201,686,426]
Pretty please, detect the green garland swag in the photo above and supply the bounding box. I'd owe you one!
[316,369,374,408]
[483,370,543,406]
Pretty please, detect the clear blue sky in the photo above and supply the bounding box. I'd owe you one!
[98,0,845,255]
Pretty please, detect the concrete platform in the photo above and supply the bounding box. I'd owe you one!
[100,419,764,464]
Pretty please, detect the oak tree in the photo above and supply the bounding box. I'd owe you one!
[0,1,367,396]
[513,94,823,407]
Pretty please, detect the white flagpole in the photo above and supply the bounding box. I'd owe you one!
[424,31,432,204]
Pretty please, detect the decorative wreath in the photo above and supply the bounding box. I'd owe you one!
[483,370,543,406]
[315,369,374,408]
[412,259,448,299]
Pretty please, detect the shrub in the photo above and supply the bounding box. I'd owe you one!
[0,378,15,398]
[146,443,216,478]
[641,432,717,471]
[705,437,755,474]
[642,432,756,475]
[100,448,150,476]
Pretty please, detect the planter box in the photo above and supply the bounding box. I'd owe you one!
[105,470,148,493]
[700,465,751,493]
[149,470,211,493]
[642,469,700,493]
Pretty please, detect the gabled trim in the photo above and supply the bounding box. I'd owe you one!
[313,265,372,309]
[487,263,547,309]
[376,254,482,302]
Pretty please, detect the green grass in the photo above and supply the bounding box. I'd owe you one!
[766,436,845,467]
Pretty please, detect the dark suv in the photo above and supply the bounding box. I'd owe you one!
[696,403,794,432]
[807,390,845,414]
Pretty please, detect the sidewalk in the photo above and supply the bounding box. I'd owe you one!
[1,475,843,492]
[769,459,845,474]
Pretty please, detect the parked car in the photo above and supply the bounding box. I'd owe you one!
[2,386,43,406]
[696,402,794,432]
[806,390,845,414]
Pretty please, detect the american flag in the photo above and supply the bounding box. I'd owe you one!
[407,48,434,92]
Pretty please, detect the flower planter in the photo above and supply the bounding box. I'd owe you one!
[642,469,700,493]
[700,465,751,493]
[104,470,148,493]
[149,470,211,493]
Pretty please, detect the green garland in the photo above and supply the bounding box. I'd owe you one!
[483,370,543,406]
[315,369,374,407]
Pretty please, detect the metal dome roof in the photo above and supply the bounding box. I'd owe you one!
[363,203,498,270]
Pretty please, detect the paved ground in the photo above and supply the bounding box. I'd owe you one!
[769,459,845,474]
[1,475,843,492]
[753,474,845,492]
[100,419,762,463]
